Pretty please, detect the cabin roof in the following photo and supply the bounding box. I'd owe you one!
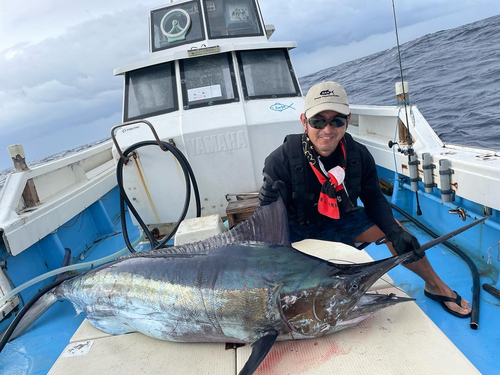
[114,41,296,75]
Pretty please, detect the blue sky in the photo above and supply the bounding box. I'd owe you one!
[1,0,499,171]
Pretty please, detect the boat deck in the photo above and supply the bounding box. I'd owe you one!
[46,241,479,375]
[365,220,500,374]
[1,216,499,374]
[0,212,140,375]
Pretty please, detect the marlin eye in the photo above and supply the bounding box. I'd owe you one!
[349,281,359,292]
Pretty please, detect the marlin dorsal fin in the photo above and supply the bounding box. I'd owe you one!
[119,198,289,259]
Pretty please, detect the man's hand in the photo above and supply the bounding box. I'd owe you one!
[258,174,285,206]
[386,224,424,263]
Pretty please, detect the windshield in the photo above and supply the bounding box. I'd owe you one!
[237,49,301,99]
[124,62,177,121]
[180,53,239,109]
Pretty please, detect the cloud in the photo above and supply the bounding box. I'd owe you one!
[0,0,161,52]
[0,7,150,164]
[280,0,500,76]
[0,0,499,171]
[261,0,478,53]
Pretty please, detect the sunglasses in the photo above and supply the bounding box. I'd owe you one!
[307,115,349,129]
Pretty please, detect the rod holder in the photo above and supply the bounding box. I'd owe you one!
[422,153,436,193]
[439,159,455,203]
[408,153,420,192]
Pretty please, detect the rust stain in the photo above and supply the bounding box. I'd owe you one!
[255,338,350,375]
[476,153,497,159]
[401,164,408,170]
[172,156,185,181]
[451,182,458,189]
[134,155,161,223]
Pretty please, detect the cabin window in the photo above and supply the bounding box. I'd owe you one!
[151,0,205,52]
[204,0,264,39]
[180,53,239,110]
[124,62,178,121]
[237,49,301,100]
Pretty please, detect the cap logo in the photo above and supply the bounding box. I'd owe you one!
[315,89,340,101]
[304,82,349,117]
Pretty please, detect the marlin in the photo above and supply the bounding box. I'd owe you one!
[2,199,485,374]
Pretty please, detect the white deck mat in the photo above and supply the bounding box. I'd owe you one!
[69,319,113,343]
[236,286,479,374]
[49,334,234,375]
[49,240,478,374]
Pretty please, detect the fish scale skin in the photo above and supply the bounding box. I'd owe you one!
[56,243,323,342]
[61,269,284,342]
[56,242,408,343]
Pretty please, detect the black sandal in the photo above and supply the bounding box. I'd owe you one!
[424,290,471,318]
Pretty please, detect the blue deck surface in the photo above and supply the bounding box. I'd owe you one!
[365,221,500,375]
[0,207,141,375]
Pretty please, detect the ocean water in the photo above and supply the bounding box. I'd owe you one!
[300,14,500,150]
[1,14,499,191]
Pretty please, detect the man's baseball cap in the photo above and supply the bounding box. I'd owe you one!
[304,81,350,118]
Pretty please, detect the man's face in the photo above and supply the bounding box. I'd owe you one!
[301,110,349,157]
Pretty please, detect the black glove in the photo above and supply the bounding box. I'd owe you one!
[386,224,424,264]
[258,175,285,206]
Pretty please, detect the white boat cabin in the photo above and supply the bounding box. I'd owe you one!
[112,0,305,228]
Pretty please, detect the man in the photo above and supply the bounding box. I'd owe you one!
[259,81,471,318]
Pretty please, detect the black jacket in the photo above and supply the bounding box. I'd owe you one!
[262,132,397,234]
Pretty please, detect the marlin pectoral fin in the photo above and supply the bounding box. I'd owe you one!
[239,329,279,375]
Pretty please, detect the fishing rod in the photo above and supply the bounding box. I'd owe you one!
[390,0,422,215]
[389,203,486,329]
[392,0,411,144]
